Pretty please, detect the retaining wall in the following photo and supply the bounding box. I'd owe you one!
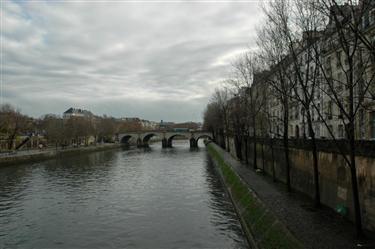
[226,136,375,232]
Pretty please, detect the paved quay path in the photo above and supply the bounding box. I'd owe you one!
[0,148,54,158]
[0,143,121,166]
[0,143,118,157]
[210,143,375,249]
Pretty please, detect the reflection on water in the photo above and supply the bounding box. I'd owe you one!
[0,140,249,248]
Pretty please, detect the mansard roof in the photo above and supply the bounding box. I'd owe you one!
[63,107,93,116]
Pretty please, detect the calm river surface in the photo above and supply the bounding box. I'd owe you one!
[0,141,249,249]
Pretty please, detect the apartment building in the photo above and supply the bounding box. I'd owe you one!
[256,2,375,140]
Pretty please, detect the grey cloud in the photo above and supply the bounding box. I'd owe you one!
[2,0,263,122]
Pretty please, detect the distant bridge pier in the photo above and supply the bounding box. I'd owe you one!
[162,138,168,148]
[167,139,173,148]
[189,138,198,148]
[136,138,144,148]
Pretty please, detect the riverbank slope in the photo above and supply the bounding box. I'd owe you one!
[206,141,302,249]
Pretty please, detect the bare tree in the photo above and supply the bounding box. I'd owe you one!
[265,0,324,207]
[41,114,64,148]
[203,101,223,143]
[257,2,295,191]
[227,92,246,160]
[212,88,232,152]
[307,0,375,236]
[0,104,31,150]
[97,116,117,143]
[232,53,267,168]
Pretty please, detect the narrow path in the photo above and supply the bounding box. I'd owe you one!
[0,143,117,158]
[210,143,374,249]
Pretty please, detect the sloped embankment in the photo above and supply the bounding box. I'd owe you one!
[206,142,302,249]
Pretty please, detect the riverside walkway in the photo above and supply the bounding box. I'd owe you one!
[210,143,374,249]
[0,143,120,166]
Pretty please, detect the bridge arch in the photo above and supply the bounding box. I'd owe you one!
[118,131,212,148]
[120,135,133,144]
[196,134,212,144]
[166,134,189,148]
[143,133,158,143]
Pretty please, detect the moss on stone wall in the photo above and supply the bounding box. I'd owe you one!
[207,144,302,249]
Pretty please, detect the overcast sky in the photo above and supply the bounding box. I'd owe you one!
[2,0,263,122]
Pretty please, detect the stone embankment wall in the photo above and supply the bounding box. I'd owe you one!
[226,137,375,232]
[0,144,121,166]
[206,142,302,249]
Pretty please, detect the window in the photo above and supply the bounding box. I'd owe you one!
[326,56,332,69]
[312,108,315,121]
[363,12,370,28]
[295,107,299,120]
[359,109,365,139]
[338,72,343,81]
[336,51,342,67]
[327,101,333,120]
[370,10,375,25]
[371,112,375,139]
[295,125,300,138]
[338,105,344,119]
[315,125,320,138]
[328,125,334,138]
[290,107,294,120]
[338,124,344,138]
[317,104,321,120]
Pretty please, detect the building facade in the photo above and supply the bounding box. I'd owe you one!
[254,2,375,141]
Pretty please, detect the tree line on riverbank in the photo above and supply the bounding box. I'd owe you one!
[0,103,141,150]
[203,0,375,237]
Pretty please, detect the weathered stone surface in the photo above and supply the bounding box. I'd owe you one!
[208,142,374,248]
[226,136,375,232]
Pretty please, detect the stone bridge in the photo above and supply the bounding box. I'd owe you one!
[118,131,212,148]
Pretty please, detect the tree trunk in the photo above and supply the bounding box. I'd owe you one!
[244,136,249,165]
[261,138,265,171]
[253,118,257,169]
[7,129,18,150]
[348,122,363,237]
[348,66,363,237]
[270,137,276,182]
[307,115,321,207]
[283,106,291,192]
[253,135,257,169]
[226,133,230,152]
[235,135,242,160]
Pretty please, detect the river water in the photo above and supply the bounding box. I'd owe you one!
[0,140,249,249]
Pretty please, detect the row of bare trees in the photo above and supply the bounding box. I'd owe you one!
[0,104,33,150]
[0,104,146,150]
[204,0,375,236]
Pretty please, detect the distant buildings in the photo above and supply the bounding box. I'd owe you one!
[62,108,200,132]
[141,119,159,130]
[63,108,94,119]
[158,120,175,130]
[172,121,202,131]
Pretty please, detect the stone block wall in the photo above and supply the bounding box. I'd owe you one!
[226,136,375,232]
